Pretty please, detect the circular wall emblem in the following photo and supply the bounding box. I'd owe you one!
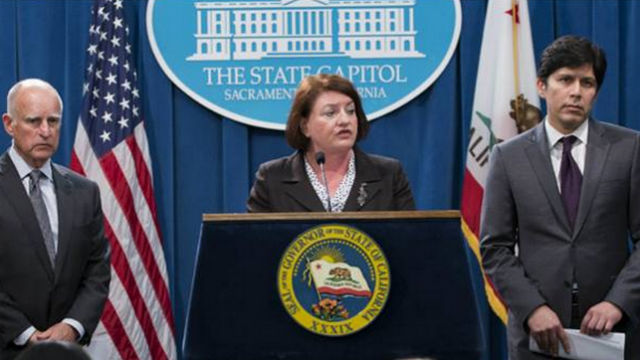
[277,224,390,336]
[147,0,461,130]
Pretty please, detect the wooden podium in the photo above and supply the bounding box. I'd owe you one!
[182,211,484,359]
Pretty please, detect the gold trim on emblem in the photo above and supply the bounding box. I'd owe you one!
[277,224,390,337]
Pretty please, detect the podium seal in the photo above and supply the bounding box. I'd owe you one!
[277,224,390,336]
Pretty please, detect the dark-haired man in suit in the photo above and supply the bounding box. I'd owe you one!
[0,79,110,359]
[481,36,640,359]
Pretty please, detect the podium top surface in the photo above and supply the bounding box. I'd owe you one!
[202,210,460,222]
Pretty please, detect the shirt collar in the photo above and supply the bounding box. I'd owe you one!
[544,116,589,150]
[8,144,53,181]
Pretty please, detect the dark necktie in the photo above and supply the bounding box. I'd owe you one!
[28,170,56,267]
[560,136,582,229]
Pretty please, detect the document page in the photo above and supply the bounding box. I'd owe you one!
[529,329,624,360]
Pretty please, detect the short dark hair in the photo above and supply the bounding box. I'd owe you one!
[537,35,607,90]
[15,341,91,360]
[285,74,369,151]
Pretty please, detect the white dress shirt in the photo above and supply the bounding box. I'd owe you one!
[544,118,588,192]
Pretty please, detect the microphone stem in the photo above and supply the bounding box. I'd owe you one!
[319,163,332,212]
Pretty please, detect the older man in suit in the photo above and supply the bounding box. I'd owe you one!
[0,79,110,359]
[481,36,640,359]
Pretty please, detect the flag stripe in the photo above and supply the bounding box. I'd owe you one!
[70,151,85,177]
[116,131,169,281]
[104,217,168,360]
[122,130,162,249]
[317,288,372,297]
[111,133,169,279]
[74,120,176,359]
[115,135,175,329]
[106,266,152,360]
[99,150,173,331]
[73,143,151,359]
[460,169,484,236]
[126,130,162,245]
[461,217,508,323]
[72,149,152,359]
[102,296,141,359]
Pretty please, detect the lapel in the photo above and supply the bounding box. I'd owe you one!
[524,123,572,234]
[52,165,74,281]
[572,119,609,239]
[0,152,55,280]
[343,148,382,211]
[281,149,383,212]
[283,151,326,211]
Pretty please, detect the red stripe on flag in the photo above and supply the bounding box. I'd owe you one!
[97,149,174,332]
[71,152,157,358]
[125,135,163,246]
[101,300,139,360]
[317,287,372,297]
[70,151,86,176]
[124,135,175,331]
[104,217,168,360]
[460,169,484,236]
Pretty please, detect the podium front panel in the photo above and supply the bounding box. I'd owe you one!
[183,211,483,359]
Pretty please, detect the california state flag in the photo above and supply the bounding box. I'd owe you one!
[309,260,372,298]
[461,0,539,325]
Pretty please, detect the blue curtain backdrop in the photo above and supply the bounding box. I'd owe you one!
[2,0,640,358]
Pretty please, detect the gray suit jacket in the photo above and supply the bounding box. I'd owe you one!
[0,152,110,359]
[480,119,640,359]
[247,148,415,212]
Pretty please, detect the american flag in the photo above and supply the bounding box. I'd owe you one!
[70,0,176,358]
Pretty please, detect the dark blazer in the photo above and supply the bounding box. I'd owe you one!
[247,148,415,212]
[480,119,640,359]
[0,152,110,359]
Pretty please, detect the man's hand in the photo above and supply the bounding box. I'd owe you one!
[35,323,79,342]
[27,330,47,344]
[527,305,571,356]
[580,301,623,336]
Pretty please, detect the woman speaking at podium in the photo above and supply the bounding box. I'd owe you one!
[247,74,415,212]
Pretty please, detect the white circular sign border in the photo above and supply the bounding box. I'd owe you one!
[146,0,462,131]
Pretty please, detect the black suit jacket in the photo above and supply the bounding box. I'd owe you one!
[247,148,415,212]
[0,152,110,358]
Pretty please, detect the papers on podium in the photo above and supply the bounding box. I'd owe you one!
[529,329,625,359]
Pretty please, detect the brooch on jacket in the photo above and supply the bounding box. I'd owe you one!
[357,183,368,207]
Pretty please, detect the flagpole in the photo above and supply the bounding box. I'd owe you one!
[511,0,521,122]
[305,257,323,301]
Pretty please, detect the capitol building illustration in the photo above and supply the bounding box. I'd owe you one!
[187,0,424,60]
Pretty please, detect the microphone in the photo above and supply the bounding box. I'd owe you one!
[315,151,332,212]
